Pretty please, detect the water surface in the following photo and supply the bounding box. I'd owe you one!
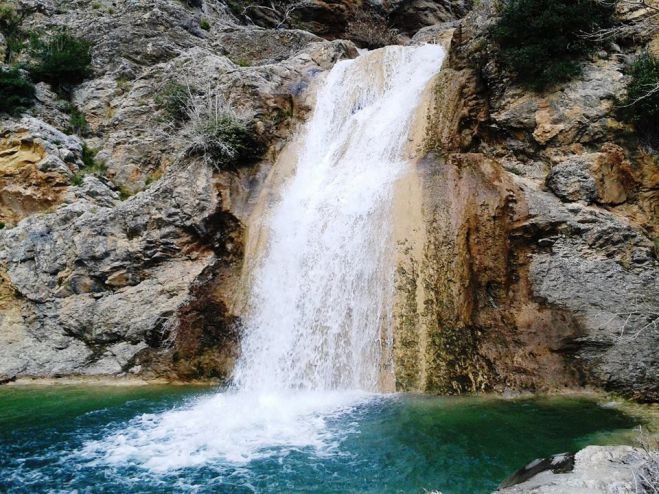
[0,386,644,494]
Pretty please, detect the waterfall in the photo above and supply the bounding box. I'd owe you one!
[83,44,446,471]
[234,43,445,393]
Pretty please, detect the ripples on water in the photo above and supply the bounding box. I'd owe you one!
[0,386,643,494]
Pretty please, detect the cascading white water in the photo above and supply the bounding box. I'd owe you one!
[234,43,445,393]
[82,44,445,471]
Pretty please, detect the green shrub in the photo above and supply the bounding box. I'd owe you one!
[29,31,93,87]
[81,144,100,169]
[0,2,25,63]
[620,52,659,147]
[0,66,35,115]
[199,18,210,30]
[155,81,192,123]
[491,0,614,90]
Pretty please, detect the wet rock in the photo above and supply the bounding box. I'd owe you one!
[494,446,658,493]
[499,452,575,489]
[414,5,659,401]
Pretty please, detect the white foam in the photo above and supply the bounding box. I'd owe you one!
[80,390,373,472]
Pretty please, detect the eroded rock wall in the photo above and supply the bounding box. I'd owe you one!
[0,0,357,382]
[391,4,658,401]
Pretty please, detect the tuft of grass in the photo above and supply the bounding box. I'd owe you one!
[145,168,163,187]
[118,185,133,200]
[199,18,210,30]
[63,102,90,136]
[231,57,251,67]
[183,93,264,170]
[491,0,614,91]
[115,77,130,94]
[70,173,84,186]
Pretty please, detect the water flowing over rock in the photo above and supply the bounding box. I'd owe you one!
[233,45,446,392]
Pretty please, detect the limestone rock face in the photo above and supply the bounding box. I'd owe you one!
[396,7,659,401]
[0,0,357,382]
[389,0,471,35]
[0,118,83,227]
[0,160,217,378]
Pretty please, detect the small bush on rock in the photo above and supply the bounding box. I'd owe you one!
[29,31,93,88]
[491,0,614,91]
[0,66,35,115]
[183,93,263,170]
[155,81,193,123]
[70,145,106,186]
[620,52,659,148]
[64,103,90,136]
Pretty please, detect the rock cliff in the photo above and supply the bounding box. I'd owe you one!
[0,0,656,403]
[391,1,658,401]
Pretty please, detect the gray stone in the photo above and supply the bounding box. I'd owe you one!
[546,157,597,203]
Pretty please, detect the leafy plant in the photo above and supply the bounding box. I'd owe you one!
[491,0,614,91]
[0,66,35,115]
[199,18,210,30]
[619,52,659,147]
[29,31,93,88]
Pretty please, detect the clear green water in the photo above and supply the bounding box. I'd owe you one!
[0,386,644,493]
